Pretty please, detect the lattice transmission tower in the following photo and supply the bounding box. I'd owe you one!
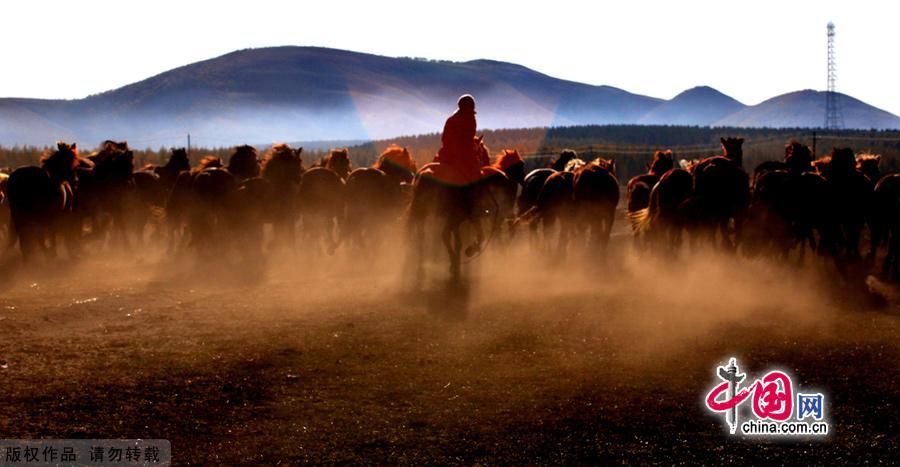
[825,22,844,130]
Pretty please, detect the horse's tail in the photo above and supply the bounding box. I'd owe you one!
[628,207,651,233]
[5,218,17,252]
[510,205,540,230]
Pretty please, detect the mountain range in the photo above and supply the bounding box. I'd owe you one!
[1,46,898,147]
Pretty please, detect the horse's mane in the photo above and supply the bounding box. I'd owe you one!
[680,159,701,172]
[856,153,881,164]
[564,158,586,172]
[374,144,416,173]
[228,145,260,179]
[195,155,223,173]
[492,149,523,171]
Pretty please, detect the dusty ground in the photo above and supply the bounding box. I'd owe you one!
[0,232,898,465]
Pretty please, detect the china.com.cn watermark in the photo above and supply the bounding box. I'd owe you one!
[704,357,829,437]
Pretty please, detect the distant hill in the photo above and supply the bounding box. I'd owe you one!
[0,47,898,146]
[714,90,900,129]
[640,86,746,126]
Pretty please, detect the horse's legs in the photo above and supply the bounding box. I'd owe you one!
[443,222,462,280]
[556,217,569,260]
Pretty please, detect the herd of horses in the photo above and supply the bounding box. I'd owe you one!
[0,136,898,283]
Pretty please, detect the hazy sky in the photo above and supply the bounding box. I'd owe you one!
[4,0,899,115]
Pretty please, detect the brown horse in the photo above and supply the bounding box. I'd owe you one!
[626,150,674,249]
[261,144,304,248]
[816,147,871,260]
[627,150,674,213]
[314,148,353,180]
[517,168,557,248]
[683,137,750,250]
[0,172,9,247]
[871,173,900,278]
[373,144,417,185]
[299,166,345,255]
[516,159,581,259]
[747,141,838,262]
[343,146,416,251]
[631,167,693,255]
[7,142,80,261]
[76,140,135,249]
[406,137,503,280]
[573,158,620,257]
[165,156,223,253]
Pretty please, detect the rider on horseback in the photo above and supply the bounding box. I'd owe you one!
[437,94,485,256]
[437,94,482,183]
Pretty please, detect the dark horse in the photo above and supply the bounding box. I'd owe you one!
[261,143,304,248]
[299,166,345,255]
[745,140,834,261]
[0,172,9,246]
[77,140,135,249]
[626,150,674,249]
[407,136,504,280]
[7,142,80,261]
[573,158,620,257]
[683,137,750,250]
[343,145,416,250]
[871,173,900,278]
[815,147,871,260]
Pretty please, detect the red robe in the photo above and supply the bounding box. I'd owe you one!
[437,109,481,182]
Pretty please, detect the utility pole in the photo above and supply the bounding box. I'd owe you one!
[187,133,191,157]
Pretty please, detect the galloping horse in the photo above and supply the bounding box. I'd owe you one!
[343,145,416,250]
[407,136,509,280]
[573,158,620,256]
[261,143,304,247]
[7,142,80,261]
[684,137,750,250]
[77,140,135,249]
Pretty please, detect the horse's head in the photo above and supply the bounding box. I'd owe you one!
[262,143,303,183]
[326,148,352,179]
[40,141,81,182]
[228,144,260,180]
[856,153,882,182]
[91,140,133,182]
[830,147,856,176]
[784,140,812,174]
[473,136,490,167]
[720,137,744,166]
[493,149,525,184]
[551,149,578,172]
[648,150,674,175]
[168,147,191,172]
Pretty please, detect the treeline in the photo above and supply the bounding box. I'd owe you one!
[4,125,900,183]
